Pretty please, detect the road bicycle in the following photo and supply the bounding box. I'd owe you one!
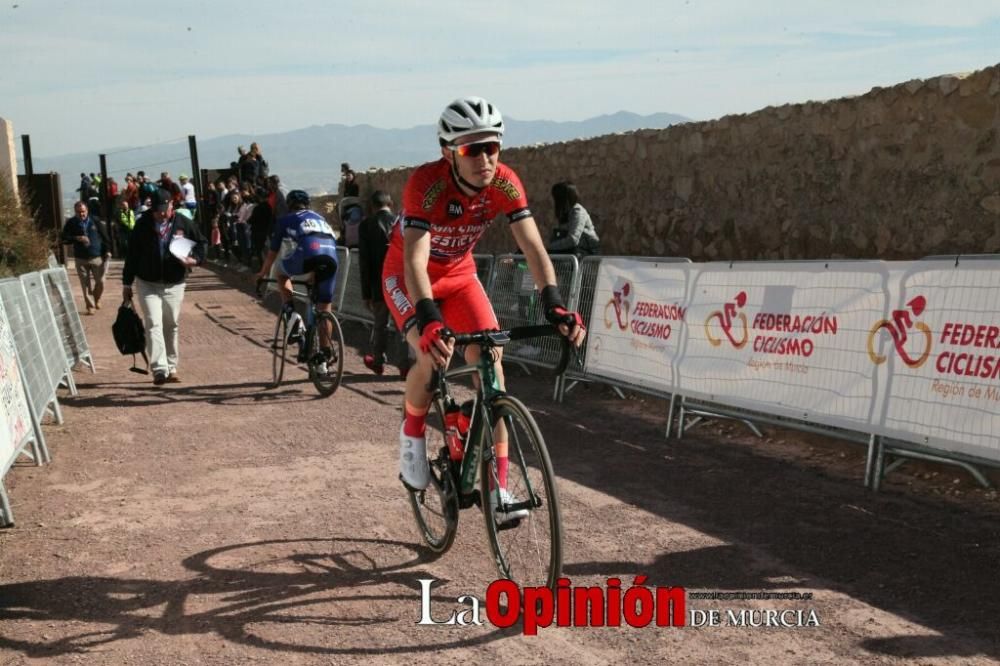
[405,324,572,589]
[257,278,345,396]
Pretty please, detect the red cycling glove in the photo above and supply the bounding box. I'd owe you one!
[419,320,447,354]
[546,305,585,333]
[540,285,585,334]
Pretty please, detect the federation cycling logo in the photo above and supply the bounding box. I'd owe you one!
[603,278,632,331]
[705,291,749,349]
[867,295,932,368]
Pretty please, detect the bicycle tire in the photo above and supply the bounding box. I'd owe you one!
[309,312,345,397]
[481,394,562,589]
[407,400,459,554]
[271,311,289,388]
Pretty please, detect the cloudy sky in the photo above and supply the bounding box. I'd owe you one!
[1,0,998,158]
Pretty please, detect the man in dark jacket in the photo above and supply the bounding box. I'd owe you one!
[358,190,410,377]
[122,188,206,385]
[61,200,112,314]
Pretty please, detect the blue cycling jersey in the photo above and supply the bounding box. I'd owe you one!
[269,210,337,253]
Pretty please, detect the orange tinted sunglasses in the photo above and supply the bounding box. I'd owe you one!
[451,141,501,158]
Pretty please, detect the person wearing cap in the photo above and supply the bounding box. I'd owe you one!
[179,173,197,212]
[122,188,207,386]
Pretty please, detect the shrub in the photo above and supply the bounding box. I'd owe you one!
[0,181,51,278]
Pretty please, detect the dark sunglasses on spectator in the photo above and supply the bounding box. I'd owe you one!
[451,141,501,158]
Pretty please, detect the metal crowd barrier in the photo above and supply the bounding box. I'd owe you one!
[0,278,57,464]
[0,296,42,527]
[21,272,78,397]
[41,268,96,372]
[487,254,579,373]
[338,248,374,325]
[556,256,692,404]
[474,254,495,292]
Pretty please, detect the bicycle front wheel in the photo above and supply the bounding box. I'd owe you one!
[271,312,289,388]
[309,312,345,397]
[481,395,562,589]
[408,400,459,554]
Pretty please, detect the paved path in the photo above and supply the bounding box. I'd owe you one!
[1,262,999,664]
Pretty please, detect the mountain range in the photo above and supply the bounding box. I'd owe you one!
[37,110,689,199]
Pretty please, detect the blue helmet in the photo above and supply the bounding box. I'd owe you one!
[287,189,310,208]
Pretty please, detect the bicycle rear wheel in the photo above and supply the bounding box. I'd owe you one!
[407,401,459,554]
[271,312,289,387]
[481,395,562,589]
[309,312,345,397]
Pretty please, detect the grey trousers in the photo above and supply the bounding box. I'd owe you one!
[135,278,186,376]
[75,256,106,310]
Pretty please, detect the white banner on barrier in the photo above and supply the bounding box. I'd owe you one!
[678,262,891,430]
[1,297,33,475]
[871,260,1000,461]
[585,258,688,393]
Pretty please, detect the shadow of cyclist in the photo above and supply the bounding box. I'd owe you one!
[0,537,519,658]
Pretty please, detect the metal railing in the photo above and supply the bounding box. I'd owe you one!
[41,268,96,372]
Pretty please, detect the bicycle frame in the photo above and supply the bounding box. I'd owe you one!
[434,341,539,507]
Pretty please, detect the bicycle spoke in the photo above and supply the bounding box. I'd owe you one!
[482,396,562,589]
[271,310,288,387]
[407,402,459,554]
[309,312,344,397]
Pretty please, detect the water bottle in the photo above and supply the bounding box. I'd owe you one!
[458,400,473,438]
[444,400,464,461]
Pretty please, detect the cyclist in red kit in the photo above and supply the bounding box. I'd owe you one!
[384,96,585,520]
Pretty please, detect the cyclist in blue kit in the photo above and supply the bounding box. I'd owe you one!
[256,190,339,366]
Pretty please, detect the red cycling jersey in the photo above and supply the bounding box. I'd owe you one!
[382,158,533,334]
[386,158,532,272]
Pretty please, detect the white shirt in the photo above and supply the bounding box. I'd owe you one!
[181,182,196,204]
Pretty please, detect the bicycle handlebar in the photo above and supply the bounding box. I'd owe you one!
[445,324,577,376]
[255,277,314,299]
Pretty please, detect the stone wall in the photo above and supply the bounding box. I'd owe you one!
[358,63,1000,261]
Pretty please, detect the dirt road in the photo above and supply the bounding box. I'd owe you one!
[1,263,998,664]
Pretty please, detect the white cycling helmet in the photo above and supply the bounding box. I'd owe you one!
[437,96,505,145]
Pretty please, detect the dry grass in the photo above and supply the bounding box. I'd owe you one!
[0,181,51,278]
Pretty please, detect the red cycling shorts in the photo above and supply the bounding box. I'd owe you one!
[382,252,498,336]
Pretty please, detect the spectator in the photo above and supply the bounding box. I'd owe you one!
[138,171,159,200]
[123,174,140,210]
[359,190,410,377]
[250,142,269,179]
[342,169,360,198]
[122,188,206,386]
[159,172,183,205]
[267,174,288,223]
[547,181,600,258]
[239,147,259,185]
[115,197,136,257]
[179,174,197,212]
[219,191,249,264]
[76,173,92,203]
[338,190,364,249]
[213,179,228,217]
[248,193,272,270]
[61,200,112,315]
